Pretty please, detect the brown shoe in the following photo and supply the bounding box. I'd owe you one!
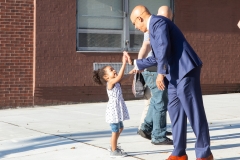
[167,154,188,160]
[196,154,214,160]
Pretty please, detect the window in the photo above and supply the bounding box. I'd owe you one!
[77,0,173,52]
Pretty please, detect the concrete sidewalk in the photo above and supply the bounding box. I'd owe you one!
[0,93,240,160]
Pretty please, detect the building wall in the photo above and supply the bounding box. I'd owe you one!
[1,0,239,107]
[34,0,240,105]
[0,0,34,108]
[175,0,240,94]
[34,0,136,105]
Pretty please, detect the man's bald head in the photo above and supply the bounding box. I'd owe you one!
[130,5,151,21]
[157,6,173,20]
[130,5,151,33]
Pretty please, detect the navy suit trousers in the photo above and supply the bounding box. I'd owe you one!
[167,67,211,158]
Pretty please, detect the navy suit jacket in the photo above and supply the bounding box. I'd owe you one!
[136,15,202,85]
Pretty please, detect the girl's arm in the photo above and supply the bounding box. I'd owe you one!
[107,56,127,89]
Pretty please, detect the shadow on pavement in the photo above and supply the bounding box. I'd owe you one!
[128,149,173,156]
[0,122,239,159]
[0,127,137,158]
[217,158,240,160]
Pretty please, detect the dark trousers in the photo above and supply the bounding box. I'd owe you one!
[167,67,212,158]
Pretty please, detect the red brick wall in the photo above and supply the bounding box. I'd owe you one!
[1,0,239,107]
[34,0,137,105]
[0,0,34,108]
[34,0,240,105]
[175,0,240,94]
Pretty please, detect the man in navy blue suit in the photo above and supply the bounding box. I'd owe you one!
[124,5,213,160]
[131,6,174,146]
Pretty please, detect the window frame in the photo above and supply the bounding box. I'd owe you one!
[76,0,174,53]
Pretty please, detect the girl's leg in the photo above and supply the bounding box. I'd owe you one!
[111,132,118,151]
[117,121,124,139]
[110,122,124,151]
[118,128,123,138]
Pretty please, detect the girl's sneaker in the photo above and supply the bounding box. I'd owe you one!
[107,145,121,152]
[110,148,127,157]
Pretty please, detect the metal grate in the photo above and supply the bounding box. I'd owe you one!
[79,33,121,48]
[93,63,134,74]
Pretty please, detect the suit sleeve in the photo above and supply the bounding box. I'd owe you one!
[136,56,157,70]
[151,19,170,74]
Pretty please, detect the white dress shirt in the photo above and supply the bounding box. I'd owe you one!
[134,15,152,70]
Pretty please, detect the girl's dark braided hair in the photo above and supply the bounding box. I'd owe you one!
[92,66,108,85]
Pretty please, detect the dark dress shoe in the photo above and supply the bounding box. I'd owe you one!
[196,154,214,160]
[137,129,151,140]
[166,154,188,160]
[151,137,173,145]
[166,131,172,135]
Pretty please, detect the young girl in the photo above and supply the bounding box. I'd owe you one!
[92,55,130,157]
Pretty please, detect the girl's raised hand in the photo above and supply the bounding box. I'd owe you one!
[123,51,132,65]
[122,55,127,64]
